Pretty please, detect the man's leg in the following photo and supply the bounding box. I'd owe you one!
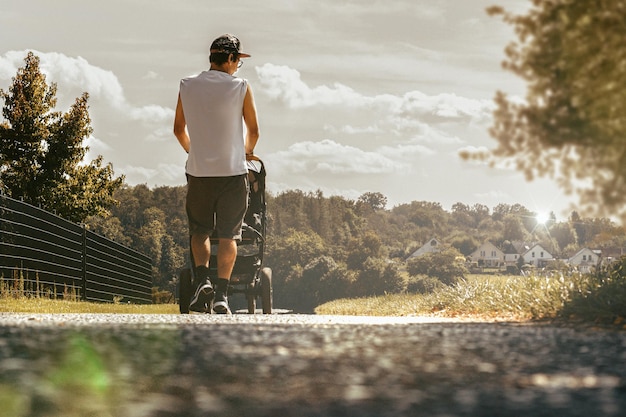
[217,238,237,278]
[213,238,237,314]
[189,233,214,312]
[191,233,211,268]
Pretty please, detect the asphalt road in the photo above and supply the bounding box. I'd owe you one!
[0,313,625,417]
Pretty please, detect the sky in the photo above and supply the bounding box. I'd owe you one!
[0,0,578,219]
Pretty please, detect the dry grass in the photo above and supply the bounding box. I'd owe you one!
[0,271,178,314]
[0,297,178,314]
[315,273,596,321]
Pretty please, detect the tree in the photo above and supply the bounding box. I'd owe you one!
[406,247,467,286]
[0,52,123,222]
[357,191,387,211]
[502,214,527,242]
[354,257,404,297]
[346,230,385,270]
[483,2,626,222]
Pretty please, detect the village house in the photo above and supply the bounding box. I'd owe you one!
[464,240,555,271]
[469,241,504,268]
[407,238,441,259]
[501,241,525,267]
[568,248,600,273]
[521,243,553,267]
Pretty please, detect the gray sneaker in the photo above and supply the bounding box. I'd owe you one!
[212,291,231,315]
[189,279,214,313]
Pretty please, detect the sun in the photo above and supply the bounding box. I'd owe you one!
[536,211,550,225]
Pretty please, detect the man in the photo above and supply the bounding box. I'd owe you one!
[173,34,259,314]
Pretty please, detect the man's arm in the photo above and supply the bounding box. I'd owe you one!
[173,94,190,153]
[242,84,260,159]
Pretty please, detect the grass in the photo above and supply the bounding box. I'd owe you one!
[0,297,178,314]
[316,272,626,326]
[2,268,625,326]
[0,271,177,314]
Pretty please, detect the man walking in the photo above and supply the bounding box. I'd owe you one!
[174,34,259,314]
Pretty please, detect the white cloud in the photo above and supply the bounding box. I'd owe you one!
[255,64,364,108]
[142,70,160,80]
[120,163,185,184]
[130,104,174,124]
[256,63,494,119]
[266,139,406,176]
[145,126,174,143]
[325,124,384,135]
[0,50,173,123]
[378,143,436,160]
[255,63,495,149]
[85,134,111,151]
[0,50,22,79]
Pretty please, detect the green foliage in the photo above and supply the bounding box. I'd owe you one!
[356,191,388,211]
[406,247,468,286]
[0,52,123,222]
[355,258,405,297]
[407,275,446,294]
[484,2,626,222]
[561,255,626,323]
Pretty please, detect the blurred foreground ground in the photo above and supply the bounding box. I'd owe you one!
[0,313,625,417]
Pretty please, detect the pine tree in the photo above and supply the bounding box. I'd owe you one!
[0,52,124,222]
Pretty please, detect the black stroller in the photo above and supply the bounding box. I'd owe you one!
[178,158,272,314]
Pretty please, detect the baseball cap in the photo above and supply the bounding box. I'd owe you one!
[210,34,251,58]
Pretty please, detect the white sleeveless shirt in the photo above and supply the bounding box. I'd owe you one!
[179,70,248,177]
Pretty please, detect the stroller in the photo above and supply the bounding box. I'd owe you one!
[178,158,272,314]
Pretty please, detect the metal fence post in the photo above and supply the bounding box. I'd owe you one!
[81,224,87,301]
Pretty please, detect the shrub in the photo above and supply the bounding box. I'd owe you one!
[407,274,446,294]
[406,247,468,286]
[560,255,626,323]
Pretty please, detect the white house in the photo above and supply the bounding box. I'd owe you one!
[568,248,600,273]
[521,243,553,267]
[502,241,525,267]
[407,238,441,259]
[469,241,505,267]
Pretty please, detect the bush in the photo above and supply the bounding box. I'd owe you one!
[560,255,626,323]
[406,247,468,286]
[407,275,446,294]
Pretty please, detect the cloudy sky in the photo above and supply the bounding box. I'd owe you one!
[0,0,575,217]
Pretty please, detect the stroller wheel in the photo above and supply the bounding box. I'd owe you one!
[260,267,272,314]
[246,294,256,314]
[179,268,192,314]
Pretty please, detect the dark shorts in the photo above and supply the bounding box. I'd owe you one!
[186,174,249,240]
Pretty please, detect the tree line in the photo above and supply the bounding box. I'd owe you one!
[83,185,626,311]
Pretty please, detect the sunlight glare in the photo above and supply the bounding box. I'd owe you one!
[536,211,549,225]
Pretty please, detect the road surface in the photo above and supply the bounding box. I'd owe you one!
[0,313,624,416]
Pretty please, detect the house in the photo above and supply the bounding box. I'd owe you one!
[568,248,600,273]
[469,241,505,267]
[521,243,553,267]
[501,241,525,267]
[407,238,441,259]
